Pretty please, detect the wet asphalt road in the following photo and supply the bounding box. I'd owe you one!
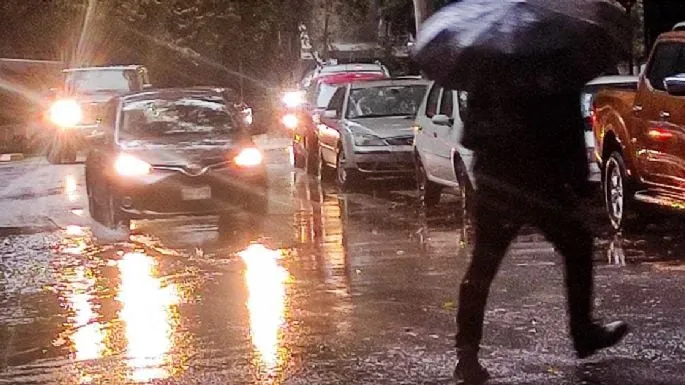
[0,139,684,385]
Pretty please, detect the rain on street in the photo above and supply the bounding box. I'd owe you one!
[0,139,684,385]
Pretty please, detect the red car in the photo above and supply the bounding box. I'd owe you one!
[283,72,387,173]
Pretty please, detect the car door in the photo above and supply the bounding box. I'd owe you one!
[318,85,347,166]
[635,41,685,189]
[415,84,442,178]
[432,89,457,181]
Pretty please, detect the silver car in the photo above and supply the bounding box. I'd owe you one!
[315,78,429,189]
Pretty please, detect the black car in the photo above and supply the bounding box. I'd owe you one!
[85,88,268,230]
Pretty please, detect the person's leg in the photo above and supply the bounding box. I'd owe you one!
[455,198,520,383]
[538,200,629,358]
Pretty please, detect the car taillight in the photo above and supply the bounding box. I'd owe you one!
[282,113,299,130]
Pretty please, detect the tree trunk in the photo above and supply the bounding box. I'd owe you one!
[413,0,431,36]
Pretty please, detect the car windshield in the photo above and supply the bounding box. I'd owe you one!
[65,69,135,92]
[346,84,427,118]
[314,83,338,108]
[118,96,236,144]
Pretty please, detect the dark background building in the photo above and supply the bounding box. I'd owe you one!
[644,0,685,51]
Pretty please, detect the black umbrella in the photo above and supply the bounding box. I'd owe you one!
[411,0,631,93]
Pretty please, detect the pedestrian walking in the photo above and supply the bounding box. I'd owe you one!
[410,1,632,383]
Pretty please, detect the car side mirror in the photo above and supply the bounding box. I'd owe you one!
[431,114,453,126]
[323,109,338,119]
[664,75,685,96]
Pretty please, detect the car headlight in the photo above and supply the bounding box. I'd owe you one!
[115,154,151,176]
[49,99,82,128]
[282,113,299,129]
[234,147,263,167]
[353,133,386,146]
[282,90,306,108]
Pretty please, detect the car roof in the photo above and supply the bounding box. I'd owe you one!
[63,65,144,73]
[585,75,638,86]
[349,78,430,88]
[319,72,388,85]
[119,87,225,103]
[319,63,385,73]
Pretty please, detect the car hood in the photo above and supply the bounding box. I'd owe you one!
[347,117,415,138]
[120,140,249,168]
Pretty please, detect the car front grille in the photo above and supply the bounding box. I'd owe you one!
[385,136,414,146]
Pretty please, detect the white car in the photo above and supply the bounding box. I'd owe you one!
[413,83,475,209]
[414,80,614,210]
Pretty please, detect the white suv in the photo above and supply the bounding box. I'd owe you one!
[413,82,475,209]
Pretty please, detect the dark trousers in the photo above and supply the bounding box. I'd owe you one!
[455,145,594,353]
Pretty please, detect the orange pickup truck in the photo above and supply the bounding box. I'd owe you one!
[593,29,685,231]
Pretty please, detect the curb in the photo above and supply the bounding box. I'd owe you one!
[0,153,24,162]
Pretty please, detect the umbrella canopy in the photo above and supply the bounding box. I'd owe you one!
[411,0,631,93]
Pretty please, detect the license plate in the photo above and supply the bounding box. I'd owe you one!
[181,186,211,200]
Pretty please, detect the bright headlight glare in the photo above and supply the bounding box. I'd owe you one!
[282,91,306,108]
[234,147,263,167]
[49,99,82,127]
[353,133,386,146]
[282,113,299,129]
[115,154,151,176]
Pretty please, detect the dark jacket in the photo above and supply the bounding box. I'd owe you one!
[461,91,590,196]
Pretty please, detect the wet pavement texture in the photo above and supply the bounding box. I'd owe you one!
[0,143,684,384]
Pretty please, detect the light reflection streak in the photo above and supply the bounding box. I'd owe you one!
[68,266,105,361]
[238,244,289,373]
[117,252,179,383]
[65,174,79,202]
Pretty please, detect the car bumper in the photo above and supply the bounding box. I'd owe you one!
[111,167,268,219]
[349,148,414,175]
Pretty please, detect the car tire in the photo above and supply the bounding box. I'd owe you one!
[336,145,361,190]
[47,142,63,164]
[103,189,130,231]
[317,147,334,181]
[305,136,319,176]
[603,151,645,232]
[416,154,442,208]
[293,140,306,169]
[454,157,474,213]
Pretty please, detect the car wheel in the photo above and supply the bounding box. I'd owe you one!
[454,157,474,213]
[104,189,130,231]
[416,154,442,208]
[603,151,644,232]
[293,140,306,169]
[317,147,334,181]
[47,142,63,164]
[336,146,361,190]
[306,136,320,176]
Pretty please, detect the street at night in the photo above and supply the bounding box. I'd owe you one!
[0,140,684,385]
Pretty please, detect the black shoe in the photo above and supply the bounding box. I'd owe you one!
[454,357,490,385]
[574,321,629,359]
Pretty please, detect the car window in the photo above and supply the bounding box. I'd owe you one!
[439,89,454,117]
[65,69,136,93]
[457,91,469,119]
[118,96,236,144]
[315,83,338,108]
[646,42,685,91]
[346,84,427,119]
[425,85,441,118]
[327,87,346,118]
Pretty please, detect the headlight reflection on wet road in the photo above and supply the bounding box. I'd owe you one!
[117,252,180,383]
[64,174,79,202]
[68,266,106,362]
[238,244,290,375]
